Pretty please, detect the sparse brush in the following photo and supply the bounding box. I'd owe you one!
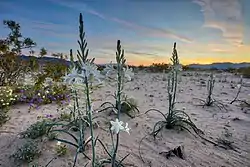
[10,140,41,163]
[28,157,57,167]
[0,107,9,126]
[46,91,91,162]
[20,119,52,139]
[162,69,167,81]
[99,93,139,118]
[59,111,72,121]
[145,43,203,138]
[54,141,68,156]
[120,95,139,118]
[230,76,250,107]
[47,132,58,141]
[194,73,227,110]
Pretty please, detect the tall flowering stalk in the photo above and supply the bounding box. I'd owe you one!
[98,56,139,118]
[94,40,130,167]
[193,73,227,110]
[230,75,243,104]
[168,42,181,114]
[69,13,96,166]
[47,13,100,167]
[111,40,126,166]
[145,43,202,138]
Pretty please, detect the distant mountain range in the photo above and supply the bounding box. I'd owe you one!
[187,62,250,70]
[19,55,250,70]
[19,55,71,65]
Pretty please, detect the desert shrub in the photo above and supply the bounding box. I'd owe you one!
[54,141,68,156]
[47,132,58,141]
[0,108,9,126]
[59,111,72,121]
[0,86,18,108]
[20,119,53,139]
[120,96,139,116]
[0,86,18,126]
[0,20,36,86]
[34,61,69,90]
[148,63,170,73]
[27,56,40,72]
[10,140,40,163]
[0,52,28,86]
[100,93,139,118]
[238,67,250,78]
[16,83,70,109]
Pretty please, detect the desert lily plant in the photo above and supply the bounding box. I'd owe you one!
[93,40,131,166]
[98,44,139,118]
[145,43,203,138]
[194,73,227,110]
[230,76,250,107]
[46,13,100,167]
[230,75,243,104]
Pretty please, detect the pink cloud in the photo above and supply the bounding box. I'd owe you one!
[193,0,244,47]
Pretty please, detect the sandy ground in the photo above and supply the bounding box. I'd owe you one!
[0,71,250,167]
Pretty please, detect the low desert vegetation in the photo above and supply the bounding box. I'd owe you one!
[0,12,249,167]
[193,73,227,110]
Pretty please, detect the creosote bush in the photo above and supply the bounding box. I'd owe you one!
[20,119,53,139]
[238,67,250,78]
[0,20,36,86]
[34,61,69,89]
[10,140,40,163]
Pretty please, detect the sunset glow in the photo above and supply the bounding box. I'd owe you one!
[0,0,249,65]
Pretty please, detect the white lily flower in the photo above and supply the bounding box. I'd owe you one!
[81,62,100,79]
[102,62,115,76]
[173,64,182,71]
[110,118,130,134]
[63,67,81,84]
[124,122,130,134]
[63,62,103,85]
[111,118,124,134]
[124,66,134,81]
[57,141,62,146]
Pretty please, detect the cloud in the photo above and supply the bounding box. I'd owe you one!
[49,0,193,43]
[126,50,160,58]
[110,18,193,43]
[193,0,243,47]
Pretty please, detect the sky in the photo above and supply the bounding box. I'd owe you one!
[0,0,249,65]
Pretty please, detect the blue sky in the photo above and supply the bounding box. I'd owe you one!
[0,0,249,65]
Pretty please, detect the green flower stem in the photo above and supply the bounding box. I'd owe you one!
[172,70,178,109]
[84,75,95,166]
[112,48,123,167]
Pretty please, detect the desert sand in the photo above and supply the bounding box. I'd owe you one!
[0,71,250,167]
